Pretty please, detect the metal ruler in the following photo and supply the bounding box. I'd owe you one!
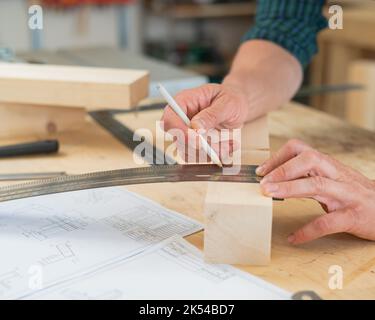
[0,164,259,203]
[0,172,66,181]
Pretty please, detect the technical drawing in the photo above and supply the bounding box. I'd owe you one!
[102,207,198,244]
[20,215,89,241]
[38,242,77,266]
[0,268,23,296]
[0,188,202,300]
[160,241,232,283]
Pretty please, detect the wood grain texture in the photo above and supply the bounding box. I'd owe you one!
[204,182,272,265]
[346,60,375,131]
[0,63,149,109]
[204,116,272,265]
[0,102,86,139]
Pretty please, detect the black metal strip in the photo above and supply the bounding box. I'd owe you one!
[0,164,260,203]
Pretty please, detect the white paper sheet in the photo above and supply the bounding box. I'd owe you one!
[28,236,291,300]
[0,187,202,299]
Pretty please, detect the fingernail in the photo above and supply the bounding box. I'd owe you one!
[256,165,265,176]
[262,183,279,196]
[191,119,206,130]
[260,175,273,185]
[287,234,296,243]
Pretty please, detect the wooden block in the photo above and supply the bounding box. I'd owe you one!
[0,63,149,110]
[240,115,269,150]
[0,102,86,138]
[204,116,272,265]
[204,183,272,265]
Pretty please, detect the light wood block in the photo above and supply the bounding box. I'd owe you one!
[240,115,269,150]
[204,116,272,265]
[0,62,149,110]
[0,103,86,138]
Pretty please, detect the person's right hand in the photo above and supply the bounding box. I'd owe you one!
[161,83,250,162]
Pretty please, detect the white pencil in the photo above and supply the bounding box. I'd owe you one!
[157,83,222,167]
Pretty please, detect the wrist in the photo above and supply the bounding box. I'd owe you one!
[223,72,255,93]
[222,73,245,89]
[223,72,267,121]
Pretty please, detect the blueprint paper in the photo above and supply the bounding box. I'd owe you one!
[0,187,202,299]
[28,236,290,300]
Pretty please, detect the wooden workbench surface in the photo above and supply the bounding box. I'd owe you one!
[1,102,375,299]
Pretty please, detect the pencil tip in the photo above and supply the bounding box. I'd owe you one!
[215,160,223,168]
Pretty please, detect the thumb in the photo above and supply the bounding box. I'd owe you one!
[288,210,354,245]
[191,101,228,130]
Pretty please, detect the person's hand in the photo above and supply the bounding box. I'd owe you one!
[257,139,375,245]
[161,83,250,162]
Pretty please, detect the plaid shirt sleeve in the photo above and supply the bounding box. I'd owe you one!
[243,0,327,68]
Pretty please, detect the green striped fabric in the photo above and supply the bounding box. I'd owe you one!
[243,0,327,68]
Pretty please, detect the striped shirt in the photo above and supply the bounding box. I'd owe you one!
[243,0,327,67]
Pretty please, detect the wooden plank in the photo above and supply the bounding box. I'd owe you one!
[346,60,375,131]
[204,116,272,265]
[0,103,86,139]
[0,63,149,110]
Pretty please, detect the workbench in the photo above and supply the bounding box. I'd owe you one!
[1,101,375,299]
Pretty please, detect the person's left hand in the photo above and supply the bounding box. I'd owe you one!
[257,139,375,245]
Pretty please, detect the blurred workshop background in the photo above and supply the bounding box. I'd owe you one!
[0,0,375,130]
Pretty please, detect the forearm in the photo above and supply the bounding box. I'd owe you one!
[223,40,303,121]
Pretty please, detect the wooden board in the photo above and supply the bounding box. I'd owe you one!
[346,60,375,131]
[0,62,149,110]
[0,102,86,139]
[204,116,272,265]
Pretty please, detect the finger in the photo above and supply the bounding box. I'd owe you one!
[261,149,339,183]
[190,99,233,131]
[260,177,357,204]
[256,139,311,176]
[161,84,221,132]
[288,210,354,244]
[179,143,236,164]
[162,105,190,134]
[176,130,237,164]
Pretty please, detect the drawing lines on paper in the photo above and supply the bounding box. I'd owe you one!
[38,242,78,266]
[102,207,198,244]
[20,215,89,241]
[0,268,23,295]
[159,239,233,283]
